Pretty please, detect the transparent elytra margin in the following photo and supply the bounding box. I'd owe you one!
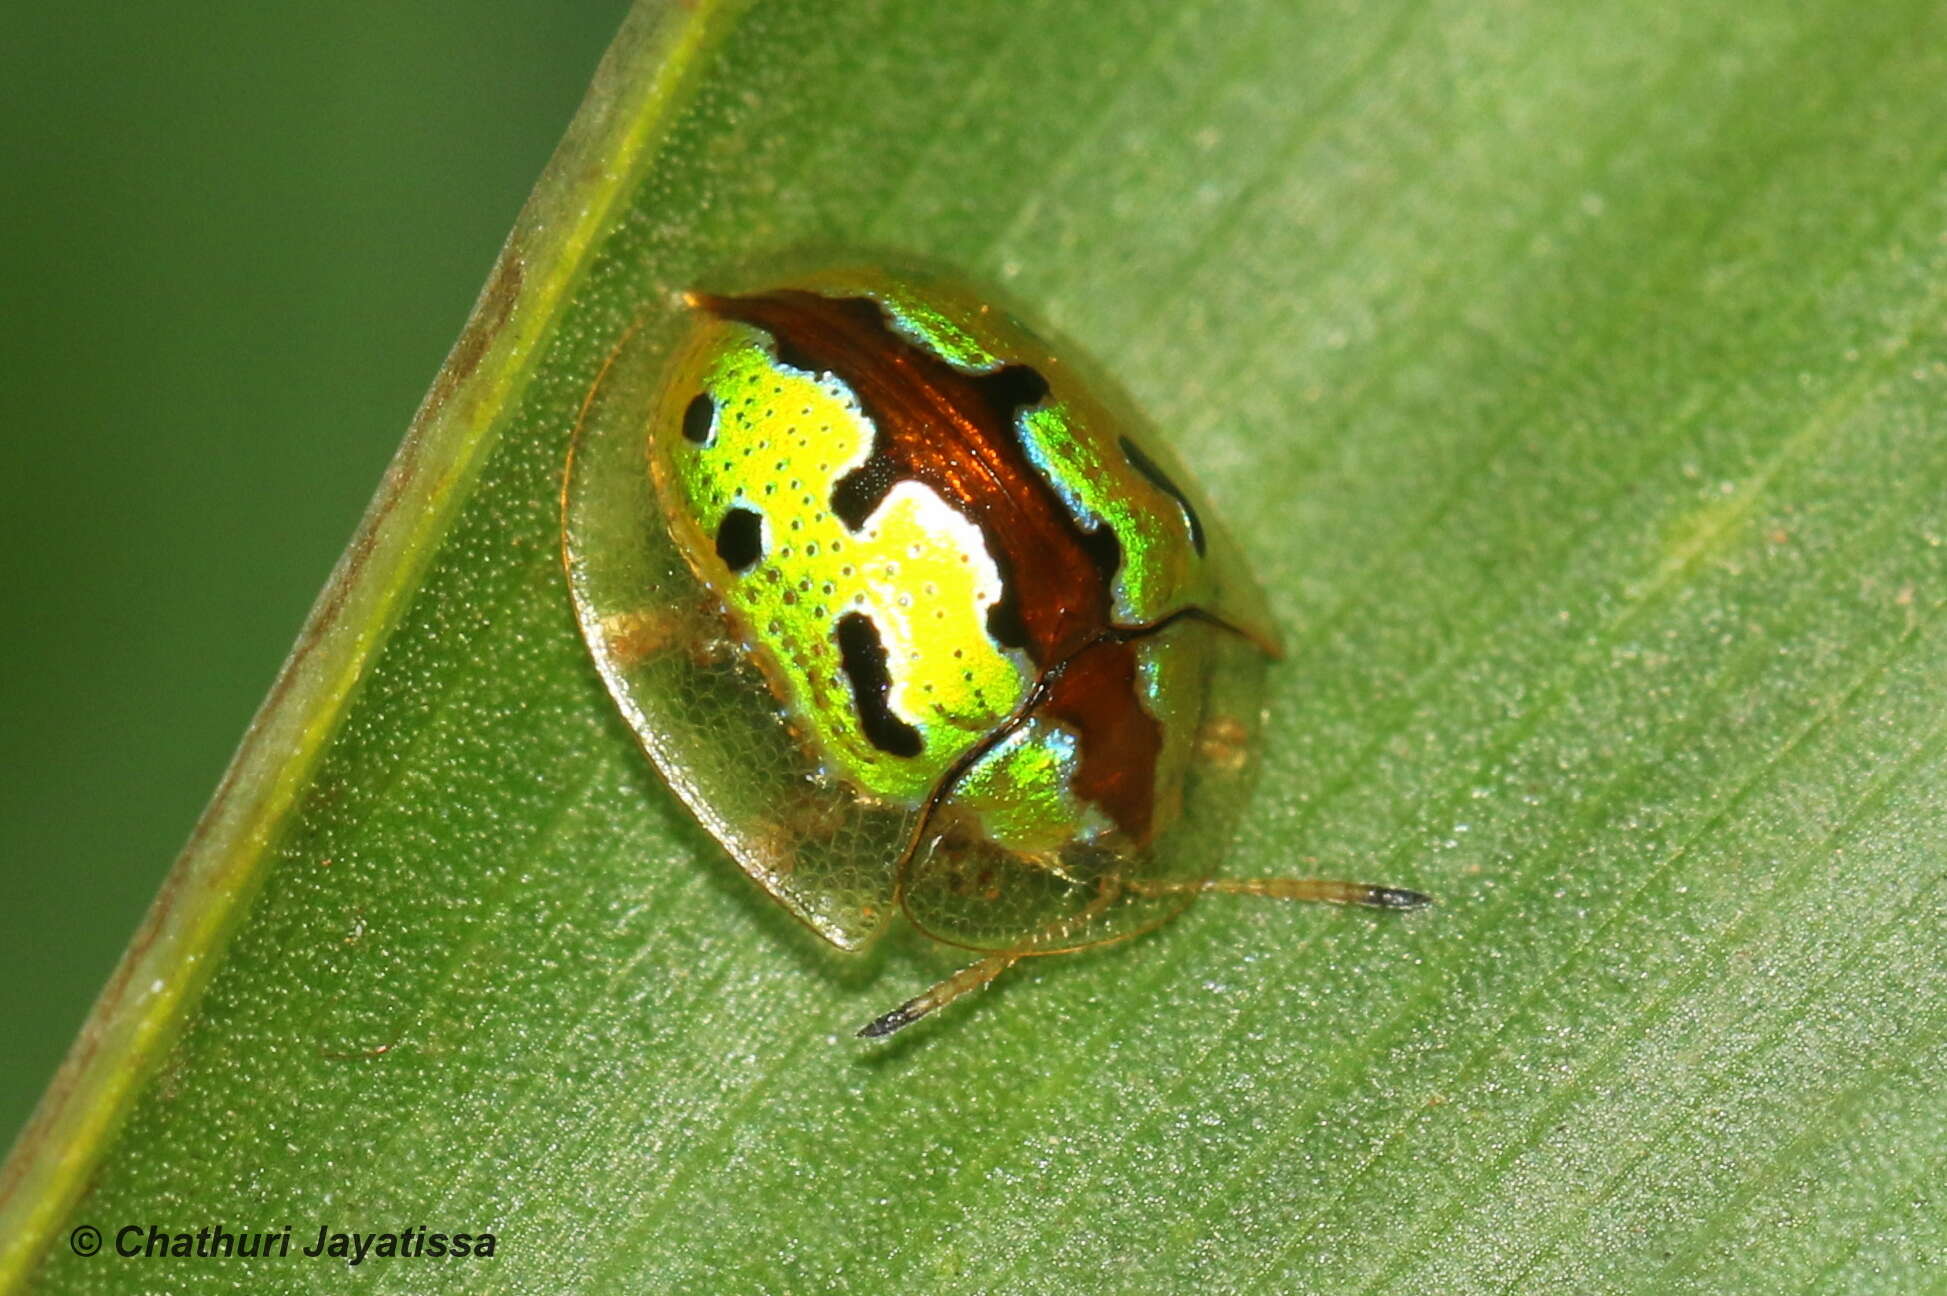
[564,308,920,951]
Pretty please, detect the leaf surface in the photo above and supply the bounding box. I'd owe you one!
[8,1,1945,1292]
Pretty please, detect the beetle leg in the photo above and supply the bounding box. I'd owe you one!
[596,596,738,672]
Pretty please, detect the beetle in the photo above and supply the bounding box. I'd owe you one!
[562,263,1427,1038]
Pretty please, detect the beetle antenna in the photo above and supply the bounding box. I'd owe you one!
[1124,875,1432,910]
[1199,877,1432,909]
[857,952,1020,1039]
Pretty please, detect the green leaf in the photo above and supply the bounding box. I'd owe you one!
[7,0,1944,1291]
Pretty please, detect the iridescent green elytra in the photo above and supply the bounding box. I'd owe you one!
[659,334,1028,807]
[563,265,1429,1037]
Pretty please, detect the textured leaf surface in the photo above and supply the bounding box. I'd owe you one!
[9,1,1946,1292]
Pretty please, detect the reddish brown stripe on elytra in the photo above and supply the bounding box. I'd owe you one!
[697,288,1165,842]
[698,290,1112,668]
[1040,639,1163,843]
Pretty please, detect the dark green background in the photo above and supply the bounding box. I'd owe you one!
[0,0,628,1149]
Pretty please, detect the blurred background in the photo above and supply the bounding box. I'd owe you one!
[1,0,629,1149]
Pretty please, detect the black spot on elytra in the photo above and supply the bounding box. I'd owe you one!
[769,334,820,374]
[836,612,923,757]
[1078,521,1123,584]
[1118,434,1206,556]
[984,552,1031,650]
[830,456,899,531]
[715,507,763,572]
[682,392,715,444]
[975,363,1050,420]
